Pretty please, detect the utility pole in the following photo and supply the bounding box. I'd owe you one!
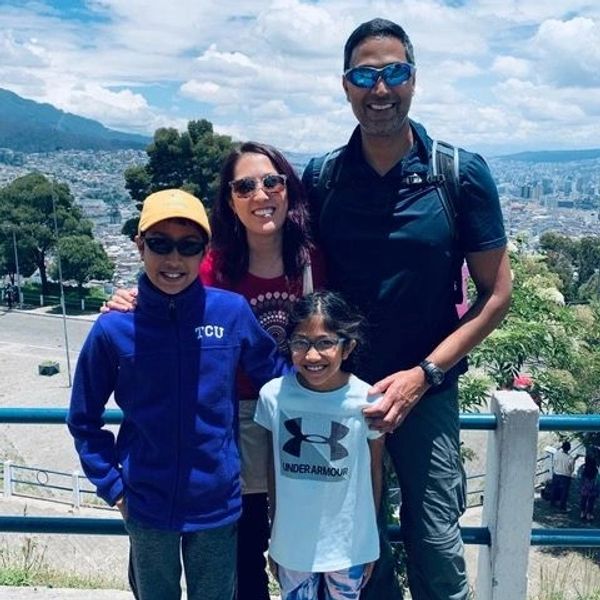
[12,228,21,307]
[51,182,72,387]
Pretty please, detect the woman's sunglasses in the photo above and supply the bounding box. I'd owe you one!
[229,174,287,198]
[143,236,206,256]
[344,61,415,89]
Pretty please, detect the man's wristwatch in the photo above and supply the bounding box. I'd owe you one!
[419,360,445,387]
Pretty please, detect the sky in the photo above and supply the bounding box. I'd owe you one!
[1,0,599,156]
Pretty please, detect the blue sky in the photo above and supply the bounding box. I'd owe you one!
[1,0,599,156]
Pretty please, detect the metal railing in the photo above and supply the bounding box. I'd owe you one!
[1,404,600,599]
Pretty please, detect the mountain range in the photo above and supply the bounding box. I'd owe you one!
[1,88,599,162]
[0,88,150,152]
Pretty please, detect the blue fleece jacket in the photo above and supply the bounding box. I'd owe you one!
[68,274,287,532]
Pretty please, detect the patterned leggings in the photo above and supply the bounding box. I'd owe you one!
[278,563,366,600]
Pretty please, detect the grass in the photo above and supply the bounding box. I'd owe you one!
[0,537,126,590]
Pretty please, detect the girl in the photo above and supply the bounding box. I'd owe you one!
[254,290,384,600]
[580,455,599,521]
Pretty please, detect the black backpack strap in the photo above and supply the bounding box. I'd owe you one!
[431,139,460,239]
[310,145,346,235]
[431,139,464,303]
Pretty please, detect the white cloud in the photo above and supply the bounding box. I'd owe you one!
[0,1,599,152]
[530,17,600,87]
[491,56,531,79]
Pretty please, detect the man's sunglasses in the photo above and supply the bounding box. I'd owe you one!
[344,62,415,89]
[229,174,287,198]
[143,236,206,256]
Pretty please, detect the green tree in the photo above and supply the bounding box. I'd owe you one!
[122,119,234,240]
[0,173,93,294]
[50,235,114,294]
[0,223,37,283]
[471,250,599,414]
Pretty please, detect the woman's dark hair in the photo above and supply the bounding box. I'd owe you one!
[287,290,366,372]
[210,141,312,283]
[343,18,415,70]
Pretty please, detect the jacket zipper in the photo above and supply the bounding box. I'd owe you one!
[167,298,182,528]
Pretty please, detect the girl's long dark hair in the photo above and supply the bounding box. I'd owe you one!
[287,290,366,372]
[210,141,313,283]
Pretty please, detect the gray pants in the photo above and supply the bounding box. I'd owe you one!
[387,382,468,600]
[125,518,237,600]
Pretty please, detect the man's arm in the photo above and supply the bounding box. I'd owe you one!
[364,246,512,431]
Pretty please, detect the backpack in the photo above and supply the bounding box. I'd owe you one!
[309,140,465,302]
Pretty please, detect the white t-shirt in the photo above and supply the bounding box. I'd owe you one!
[553,450,575,477]
[255,373,383,572]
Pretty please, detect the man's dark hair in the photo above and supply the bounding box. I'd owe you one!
[344,18,415,70]
[562,441,571,453]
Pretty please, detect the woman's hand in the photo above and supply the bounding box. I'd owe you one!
[101,288,138,313]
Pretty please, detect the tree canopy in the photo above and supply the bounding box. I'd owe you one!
[0,172,94,294]
[50,234,114,293]
[122,119,234,240]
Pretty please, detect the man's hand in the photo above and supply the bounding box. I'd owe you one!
[363,366,429,432]
[101,288,138,313]
[115,496,127,519]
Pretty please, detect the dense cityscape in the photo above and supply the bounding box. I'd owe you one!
[0,147,599,288]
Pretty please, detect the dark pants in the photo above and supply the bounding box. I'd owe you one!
[364,383,468,600]
[581,493,597,516]
[237,492,270,600]
[125,518,236,600]
[551,474,571,510]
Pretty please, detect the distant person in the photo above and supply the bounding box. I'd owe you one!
[579,455,599,521]
[302,17,512,599]
[255,291,384,600]
[551,441,575,511]
[4,282,15,309]
[105,142,325,600]
[68,189,287,600]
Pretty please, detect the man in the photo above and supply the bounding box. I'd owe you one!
[551,441,575,511]
[303,18,512,600]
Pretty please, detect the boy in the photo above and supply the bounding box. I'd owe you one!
[67,188,287,600]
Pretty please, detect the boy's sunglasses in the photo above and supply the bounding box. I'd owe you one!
[143,236,206,257]
[344,62,415,89]
[229,174,287,198]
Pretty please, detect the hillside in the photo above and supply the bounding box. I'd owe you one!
[498,148,600,163]
[0,88,151,152]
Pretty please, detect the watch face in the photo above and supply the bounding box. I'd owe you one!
[421,360,444,386]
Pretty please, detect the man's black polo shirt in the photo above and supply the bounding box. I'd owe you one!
[303,121,506,384]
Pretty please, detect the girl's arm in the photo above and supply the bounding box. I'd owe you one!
[369,436,385,513]
[266,431,279,581]
[362,436,385,588]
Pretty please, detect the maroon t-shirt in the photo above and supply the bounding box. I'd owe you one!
[199,249,327,399]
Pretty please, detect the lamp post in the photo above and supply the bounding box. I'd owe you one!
[51,182,72,387]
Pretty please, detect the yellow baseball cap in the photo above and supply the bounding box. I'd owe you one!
[138,189,211,239]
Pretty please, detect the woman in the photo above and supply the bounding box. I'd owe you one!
[108,141,325,599]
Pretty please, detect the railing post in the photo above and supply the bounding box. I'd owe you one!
[39,294,43,306]
[81,298,85,311]
[72,470,81,509]
[3,461,12,498]
[476,390,539,600]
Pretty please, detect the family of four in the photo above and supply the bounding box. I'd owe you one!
[68,17,511,600]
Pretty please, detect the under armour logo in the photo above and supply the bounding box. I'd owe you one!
[282,418,349,461]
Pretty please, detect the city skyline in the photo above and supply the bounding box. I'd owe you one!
[1,1,599,156]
